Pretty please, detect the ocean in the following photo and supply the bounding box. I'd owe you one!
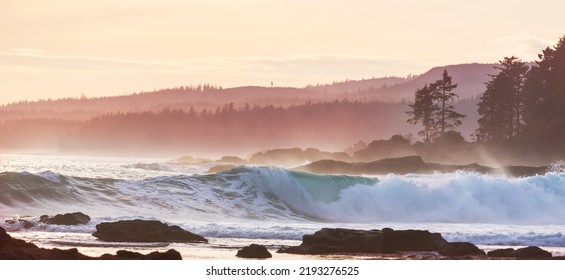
[1,154,565,259]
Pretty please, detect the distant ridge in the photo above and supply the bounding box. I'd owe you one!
[318,63,500,102]
[0,63,499,122]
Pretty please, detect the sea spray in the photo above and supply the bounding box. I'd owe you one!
[2,167,565,224]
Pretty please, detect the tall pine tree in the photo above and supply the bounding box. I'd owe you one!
[407,69,465,142]
[523,36,565,140]
[476,57,528,142]
[406,84,437,142]
[430,69,465,135]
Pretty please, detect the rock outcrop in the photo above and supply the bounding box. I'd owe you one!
[438,242,486,256]
[487,246,552,259]
[39,212,91,225]
[277,228,447,255]
[381,228,448,253]
[100,249,182,260]
[0,226,181,260]
[236,244,272,259]
[92,219,208,243]
[295,156,432,175]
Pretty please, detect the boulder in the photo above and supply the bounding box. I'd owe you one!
[277,228,447,255]
[1,226,182,260]
[40,212,91,225]
[512,246,552,259]
[488,246,551,259]
[439,242,485,256]
[290,228,384,254]
[236,244,272,259]
[92,219,208,243]
[487,248,515,258]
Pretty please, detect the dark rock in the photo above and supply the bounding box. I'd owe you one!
[487,248,515,258]
[1,226,90,260]
[1,227,12,243]
[439,242,485,256]
[92,219,208,243]
[487,246,552,259]
[277,228,382,254]
[382,228,447,253]
[100,249,182,260]
[40,212,91,225]
[353,135,415,162]
[236,244,272,259]
[1,226,183,260]
[295,156,432,175]
[277,228,447,255]
[4,219,34,229]
[512,246,552,259]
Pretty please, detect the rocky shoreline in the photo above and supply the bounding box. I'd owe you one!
[294,156,549,177]
[275,228,558,260]
[2,214,563,260]
[0,226,182,260]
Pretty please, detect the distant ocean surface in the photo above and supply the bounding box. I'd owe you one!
[2,154,565,258]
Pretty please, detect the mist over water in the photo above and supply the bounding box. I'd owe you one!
[2,165,565,225]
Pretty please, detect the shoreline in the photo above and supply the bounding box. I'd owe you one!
[4,227,565,260]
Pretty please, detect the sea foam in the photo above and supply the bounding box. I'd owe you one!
[1,166,565,225]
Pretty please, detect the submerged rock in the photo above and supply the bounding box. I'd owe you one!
[277,228,447,255]
[92,219,208,243]
[236,244,272,259]
[1,226,181,260]
[4,219,34,229]
[40,212,91,225]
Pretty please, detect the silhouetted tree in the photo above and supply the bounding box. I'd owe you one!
[406,84,437,142]
[408,70,465,142]
[523,36,565,140]
[476,57,528,141]
[430,69,465,135]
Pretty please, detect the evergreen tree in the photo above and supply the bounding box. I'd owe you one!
[406,84,437,142]
[523,36,565,139]
[476,57,528,141]
[430,69,465,135]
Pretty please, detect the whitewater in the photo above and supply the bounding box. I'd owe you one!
[1,154,565,258]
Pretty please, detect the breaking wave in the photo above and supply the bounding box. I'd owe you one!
[1,166,565,225]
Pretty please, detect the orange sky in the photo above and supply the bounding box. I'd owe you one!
[1,0,564,104]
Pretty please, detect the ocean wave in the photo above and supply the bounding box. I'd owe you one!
[1,167,565,224]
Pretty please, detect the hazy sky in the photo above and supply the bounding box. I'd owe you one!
[1,0,564,104]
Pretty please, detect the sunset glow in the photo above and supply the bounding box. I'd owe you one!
[1,0,564,103]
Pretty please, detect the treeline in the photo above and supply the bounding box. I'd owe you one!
[0,100,411,157]
[403,35,565,163]
[0,84,223,115]
[476,36,565,147]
